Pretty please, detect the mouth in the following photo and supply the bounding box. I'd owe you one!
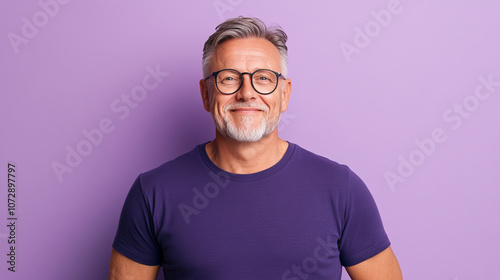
[230,108,263,113]
[223,102,269,114]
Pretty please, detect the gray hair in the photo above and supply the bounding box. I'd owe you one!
[202,16,288,78]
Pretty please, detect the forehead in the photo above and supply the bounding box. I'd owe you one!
[211,37,281,71]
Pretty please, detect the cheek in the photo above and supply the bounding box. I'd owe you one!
[208,90,219,110]
[265,95,283,113]
[207,84,219,108]
[211,96,230,115]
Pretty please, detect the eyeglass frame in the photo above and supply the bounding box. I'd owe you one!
[204,68,286,95]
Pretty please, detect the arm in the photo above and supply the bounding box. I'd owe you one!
[108,249,160,280]
[345,246,402,280]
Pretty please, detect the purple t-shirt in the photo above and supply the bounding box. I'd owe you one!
[112,142,390,279]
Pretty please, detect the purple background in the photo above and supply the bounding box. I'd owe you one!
[1,0,499,279]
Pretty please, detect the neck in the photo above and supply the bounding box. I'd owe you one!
[205,130,288,174]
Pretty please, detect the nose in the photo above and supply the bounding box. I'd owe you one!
[234,73,257,101]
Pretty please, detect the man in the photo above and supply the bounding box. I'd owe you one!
[109,17,402,280]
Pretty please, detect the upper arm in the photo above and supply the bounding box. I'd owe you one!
[338,169,391,266]
[109,248,160,280]
[112,176,163,266]
[345,246,402,280]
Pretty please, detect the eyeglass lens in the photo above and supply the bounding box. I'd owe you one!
[216,69,278,94]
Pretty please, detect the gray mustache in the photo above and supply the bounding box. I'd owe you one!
[223,102,269,113]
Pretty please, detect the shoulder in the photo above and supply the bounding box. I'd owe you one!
[288,142,369,194]
[289,142,352,178]
[136,143,206,191]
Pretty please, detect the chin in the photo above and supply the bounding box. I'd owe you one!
[212,111,280,142]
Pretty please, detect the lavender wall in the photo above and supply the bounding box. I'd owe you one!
[1,0,499,279]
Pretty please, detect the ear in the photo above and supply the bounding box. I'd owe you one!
[200,79,211,112]
[280,78,292,113]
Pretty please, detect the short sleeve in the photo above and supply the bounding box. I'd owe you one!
[338,169,391,267]
[112,176,162,266]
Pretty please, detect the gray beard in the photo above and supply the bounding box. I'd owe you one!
[212,110,281,142]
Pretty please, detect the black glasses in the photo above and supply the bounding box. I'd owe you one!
[205,69,286,95]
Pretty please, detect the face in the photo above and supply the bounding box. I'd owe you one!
[200,37,291,142]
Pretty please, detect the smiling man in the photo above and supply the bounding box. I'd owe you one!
[109,17,402,280]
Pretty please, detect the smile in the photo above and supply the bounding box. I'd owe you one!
[230,108,263,113]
